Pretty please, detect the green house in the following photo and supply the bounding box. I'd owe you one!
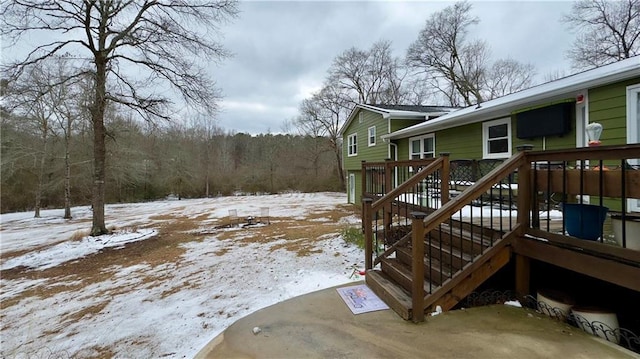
[342,57,640,209]
[338,104,458,204]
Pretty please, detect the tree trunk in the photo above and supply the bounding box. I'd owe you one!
[34,124,48,218]
[90,58,108,236]
[332,142,345,190]
[63,122,72,219]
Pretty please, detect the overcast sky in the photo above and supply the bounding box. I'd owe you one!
[213,1,576,134]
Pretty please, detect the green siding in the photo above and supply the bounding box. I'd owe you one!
[342,109,389,171]
[437,123,482,159]
[395,112,577,161]
[390,119,423,133]
[589,77,640,145]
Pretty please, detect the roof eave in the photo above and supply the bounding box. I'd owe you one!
[385,60,640,140]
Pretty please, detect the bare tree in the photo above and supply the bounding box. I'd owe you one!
[406,1,535,106]
[50,60,90,219]
[328,40,409,105]
[190,114,223,197]
[4,64,62,217]
[296,84,350,189]
[2,1,238,235]
[564,0,640,69]
[483,59,536,99]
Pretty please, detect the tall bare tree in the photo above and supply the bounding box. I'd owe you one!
[483,59,536,99]
[328,40,410,105]
[49,59,89,219]
[4,64,63,218]
[296,84,350,189]
[2,1,238,235]
[563,0,640,69]
[406,1,535,106]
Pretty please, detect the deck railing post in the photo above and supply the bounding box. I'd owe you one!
[515,146,533,297]
[363,198,374,270]
[385,158,393,196]
[361,160,367,197]
[440,153,451,207]
[411,211,427,322]
[516,145,533,234]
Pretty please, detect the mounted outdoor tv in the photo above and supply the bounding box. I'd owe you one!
[516,102,573,139]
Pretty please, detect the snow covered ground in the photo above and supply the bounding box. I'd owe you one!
[0,192,365,358]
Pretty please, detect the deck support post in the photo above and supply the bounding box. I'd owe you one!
[440,153,450,206]
[515,253,531,297]
[411,211,427,322]
[363,198,374,270]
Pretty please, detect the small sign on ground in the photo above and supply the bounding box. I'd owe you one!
[336,284,390,315]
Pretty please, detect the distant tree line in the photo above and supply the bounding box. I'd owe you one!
[1,105,339,214]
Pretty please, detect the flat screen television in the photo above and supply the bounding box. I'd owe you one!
[516,102,573,139]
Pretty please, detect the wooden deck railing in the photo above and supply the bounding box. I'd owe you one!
[361,143,640,321]
[525,144,640,258]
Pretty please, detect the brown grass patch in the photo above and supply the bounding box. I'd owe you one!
[62,301,110,323]
[0,214,207,311]
[69,230,89,241]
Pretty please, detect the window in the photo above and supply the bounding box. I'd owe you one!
[409,134,435,159]
[368,126,376,146]
[358,112,364,124]
[483,118,511,159]
[347,133,357,156]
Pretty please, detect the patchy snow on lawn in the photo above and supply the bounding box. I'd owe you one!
[0,192,365,358]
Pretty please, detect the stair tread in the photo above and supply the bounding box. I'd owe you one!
[381,257,435,294]
[433,223,496,246]
[365,270,412,319]
[395,247,454,277]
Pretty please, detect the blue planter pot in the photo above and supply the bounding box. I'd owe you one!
[563,203,608,241]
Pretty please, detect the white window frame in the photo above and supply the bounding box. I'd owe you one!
[358,112,364,124]
[482,118,512,159]
[409,133,435,159]
[347,133,357,157]
[368,126,376,147]
[576,92,589,148]
[626,84,640,212]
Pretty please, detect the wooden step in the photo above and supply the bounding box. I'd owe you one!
[428,222,495,255]
[365,270,413,320]
[380,257,435,295]
[423,236,472,271]
[396,247,452,286]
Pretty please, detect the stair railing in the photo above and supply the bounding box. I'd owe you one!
[412,151,529,317]
[362,154,450,270]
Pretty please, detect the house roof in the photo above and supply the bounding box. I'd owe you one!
[383,56,640,140]
[338,103,458,137]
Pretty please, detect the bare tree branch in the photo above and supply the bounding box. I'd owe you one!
[563,0,640,69]
[1,0,238,235]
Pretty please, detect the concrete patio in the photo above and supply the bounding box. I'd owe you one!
[196,282,637,358]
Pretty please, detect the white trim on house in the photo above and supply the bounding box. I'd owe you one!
[348,173,356,204]
[626,83,640,212]
[338,104,456,137]
[482,118,511,159]
[347,133,357,157]
[627,84,640,145]
[575,91,589,148]
[368,126,376,147]
[409,133,435,159]
[383,57,640,140]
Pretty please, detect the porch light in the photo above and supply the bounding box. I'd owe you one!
[585,122,603,147]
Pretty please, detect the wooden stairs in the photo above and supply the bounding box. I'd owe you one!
[365,220,513,321]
